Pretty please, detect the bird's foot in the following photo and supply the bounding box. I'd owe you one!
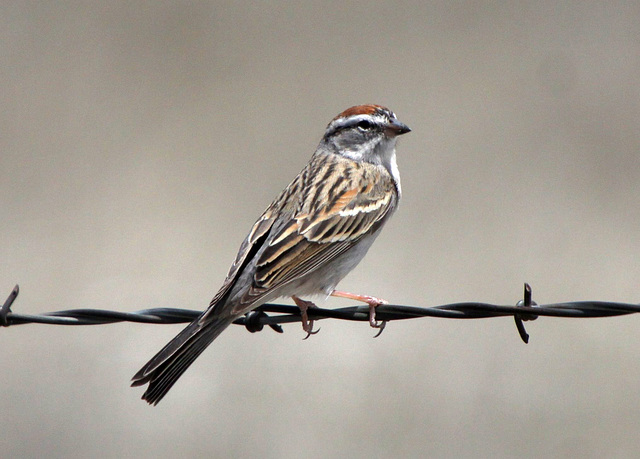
[330,290,388,337]
[292,295,321,339]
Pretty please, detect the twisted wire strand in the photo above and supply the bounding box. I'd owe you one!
[2,284,639,343]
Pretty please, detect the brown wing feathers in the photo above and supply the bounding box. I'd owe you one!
[251,155,396,292]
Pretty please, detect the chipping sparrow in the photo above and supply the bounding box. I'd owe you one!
[132,104,410,404]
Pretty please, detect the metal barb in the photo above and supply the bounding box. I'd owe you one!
[243,310,284,334]
[513,283,539,344]
[1,284,19,326]
[243,310,265,333]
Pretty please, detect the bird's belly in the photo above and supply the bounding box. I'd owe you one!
[282,230,382,298]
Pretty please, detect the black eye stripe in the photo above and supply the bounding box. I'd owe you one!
[326,114,388,137]
[339,117,378,132]
[356,120,373,130]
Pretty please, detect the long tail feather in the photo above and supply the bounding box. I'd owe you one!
[131,316,232,405]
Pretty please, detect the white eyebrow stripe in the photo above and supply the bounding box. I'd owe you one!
[330,113,382,131]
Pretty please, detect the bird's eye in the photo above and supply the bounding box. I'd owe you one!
[356,120,373,131]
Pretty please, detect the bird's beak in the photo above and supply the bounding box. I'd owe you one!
[385,119,411,137]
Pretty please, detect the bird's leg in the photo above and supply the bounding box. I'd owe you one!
[331,290,388,337]
[292,295,320,339]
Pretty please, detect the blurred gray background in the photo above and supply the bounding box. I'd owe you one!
[2,2,639,458]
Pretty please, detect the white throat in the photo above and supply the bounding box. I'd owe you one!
[388,150,401,197]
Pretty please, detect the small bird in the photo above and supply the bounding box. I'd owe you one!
[131,104,410,404]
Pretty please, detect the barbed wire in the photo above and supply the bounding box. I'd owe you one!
[2,283,639,343]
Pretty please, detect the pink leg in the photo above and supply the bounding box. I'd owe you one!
[331,290,388,336]
[292,295,320,339]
